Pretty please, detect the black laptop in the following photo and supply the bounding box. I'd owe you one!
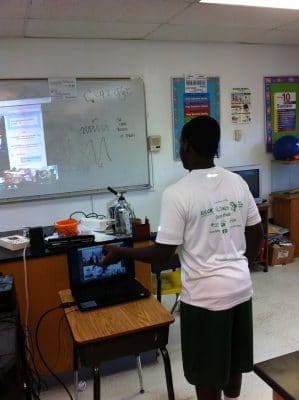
[67,240,150,311]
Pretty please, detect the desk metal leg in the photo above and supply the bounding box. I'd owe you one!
[170,294,180,314]
[160,347,175,400]
[156,272,162,303]
[93,366,101,400]
[135,354,145,393]
[74,371,78,400]
[73,344,79,400]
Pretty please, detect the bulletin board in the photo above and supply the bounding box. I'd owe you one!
[171,76,220,160]
[0,77,150,203]
[264,76,299,152]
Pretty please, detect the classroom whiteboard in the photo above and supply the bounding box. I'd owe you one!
[0,78,150,203]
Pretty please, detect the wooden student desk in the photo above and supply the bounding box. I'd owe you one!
[254,351,299,400]
[59,290,175,400]
[0,235,155,376]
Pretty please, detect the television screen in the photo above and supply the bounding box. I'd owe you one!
[227,165,262,204]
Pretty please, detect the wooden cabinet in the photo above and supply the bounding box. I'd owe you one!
[133,240,153,292]
[271,192,299,257]
[0,254,73,375]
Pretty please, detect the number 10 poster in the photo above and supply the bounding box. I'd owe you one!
[264,76,299,152]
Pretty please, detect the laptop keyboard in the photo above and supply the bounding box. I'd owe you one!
[77,280,147,306]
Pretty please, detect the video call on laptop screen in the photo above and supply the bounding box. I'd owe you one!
[76,242,127,284]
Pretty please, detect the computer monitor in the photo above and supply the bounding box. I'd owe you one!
[227,164,263,204]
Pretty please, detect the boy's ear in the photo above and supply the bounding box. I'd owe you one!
[181,139,189,151]
[184,140,192,154]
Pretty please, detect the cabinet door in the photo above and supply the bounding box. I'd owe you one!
[27,255,73,374]
[289,199,299,256]
[272,198,291,229]
[133,241,153,292]
[0,254,73,375]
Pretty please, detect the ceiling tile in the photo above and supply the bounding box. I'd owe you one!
[28,0,196,23]
[280,19,299,29]
[25,19,159,39]
[147,23,296,45]
[0,0,28,18]
[0,0,298,45]
[262,28,299,45]
[0,19,25,37]
[171,3,299,30]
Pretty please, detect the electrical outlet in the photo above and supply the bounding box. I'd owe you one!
[0,235,30,251]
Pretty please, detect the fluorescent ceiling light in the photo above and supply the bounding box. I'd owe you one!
[199,0,299,10]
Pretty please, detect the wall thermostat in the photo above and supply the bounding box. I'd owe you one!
[148,135,161,152]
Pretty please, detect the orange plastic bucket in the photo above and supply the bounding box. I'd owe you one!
[54,218,79,236]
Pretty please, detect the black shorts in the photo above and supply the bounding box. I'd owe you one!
[180,299,253,390]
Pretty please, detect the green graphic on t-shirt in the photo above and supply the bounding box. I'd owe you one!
[201,208,213,217]
[200,199,244,234]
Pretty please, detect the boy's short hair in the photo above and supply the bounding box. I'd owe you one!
[181,116,220,158]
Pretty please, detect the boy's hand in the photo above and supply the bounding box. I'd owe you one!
[102,244,123,265]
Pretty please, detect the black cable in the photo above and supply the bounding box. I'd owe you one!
[35,305,74,400]
[85,212,99,218]
[85,212,107,219]
[24,326,48,397]
[0,314,45,398]
[24,345,45,398]
[19,318,48,398]
[69,210,87,219]
[50,311,66,371]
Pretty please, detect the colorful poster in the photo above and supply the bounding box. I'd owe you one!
[264,76,299,152]
[184,75,210,122]
[184,92,210,123]
[273,92,296,132]
[184,74,207,93]
[231,88,251,124]
[172,77,220,160]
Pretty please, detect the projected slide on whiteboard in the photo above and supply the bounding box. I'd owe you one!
[0,97,58,192]
[0,78,150,203]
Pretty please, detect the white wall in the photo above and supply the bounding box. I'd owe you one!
[1,38,299,232]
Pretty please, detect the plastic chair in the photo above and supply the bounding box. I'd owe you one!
[151,254,181,314]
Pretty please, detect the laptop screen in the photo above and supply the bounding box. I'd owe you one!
[68,240,134,289]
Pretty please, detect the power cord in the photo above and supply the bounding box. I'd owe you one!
[69,210,87,219]
[22,324,48,399]
[35,303,77,400]
[86,212,106,219]
[50,311,67,371]
[69,210,106,220]
[22,243,30,352]
[149,147,154,188]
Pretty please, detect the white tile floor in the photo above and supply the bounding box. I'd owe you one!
[40,261,299,399]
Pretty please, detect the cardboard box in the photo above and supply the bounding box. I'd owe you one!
[269,242,295,266]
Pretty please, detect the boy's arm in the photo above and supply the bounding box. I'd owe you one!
[102,242,177,266]
[245,222,264,265]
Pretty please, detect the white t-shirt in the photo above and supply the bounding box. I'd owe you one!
[155,166,261,311]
